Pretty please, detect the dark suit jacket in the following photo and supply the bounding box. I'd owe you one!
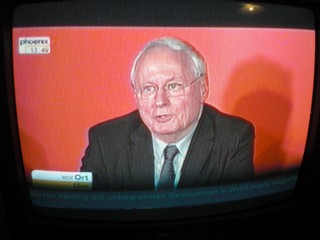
[80,104,255,191]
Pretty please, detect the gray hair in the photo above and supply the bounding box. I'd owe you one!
[130,37,207,85]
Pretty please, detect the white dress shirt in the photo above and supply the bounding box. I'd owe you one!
[152,124,198,190]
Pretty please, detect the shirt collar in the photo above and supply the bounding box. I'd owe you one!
[152,120,198,163]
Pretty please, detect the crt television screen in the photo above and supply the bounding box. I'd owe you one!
[11,1,315,220]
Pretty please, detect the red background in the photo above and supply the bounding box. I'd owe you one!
[12,27,315,179]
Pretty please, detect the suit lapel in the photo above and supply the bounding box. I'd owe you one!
[128,124,155,190]
[178,110,215,188]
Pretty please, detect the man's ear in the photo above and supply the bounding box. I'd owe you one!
[200,76,209,103]
[132,84,140,106]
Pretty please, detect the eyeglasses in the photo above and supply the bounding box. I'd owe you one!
[134,74,204,100]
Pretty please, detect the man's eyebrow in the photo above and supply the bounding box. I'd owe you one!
[166,77,178,82]
[143,76,177,84]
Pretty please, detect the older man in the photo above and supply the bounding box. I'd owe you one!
[80,37,255,191]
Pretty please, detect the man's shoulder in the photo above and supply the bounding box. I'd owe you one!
[90,110,141,134]
[203,104,254,131]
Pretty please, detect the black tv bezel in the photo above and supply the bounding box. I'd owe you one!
[1,0,320,239]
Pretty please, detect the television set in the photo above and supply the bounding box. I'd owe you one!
[1,0,320,239]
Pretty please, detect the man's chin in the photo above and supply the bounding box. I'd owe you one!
[153,129,177,136]
[151,128,182,142]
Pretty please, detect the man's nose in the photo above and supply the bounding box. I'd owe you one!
[154,88,169,107]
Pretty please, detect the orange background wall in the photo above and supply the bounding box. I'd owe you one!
[12,27,315,179]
